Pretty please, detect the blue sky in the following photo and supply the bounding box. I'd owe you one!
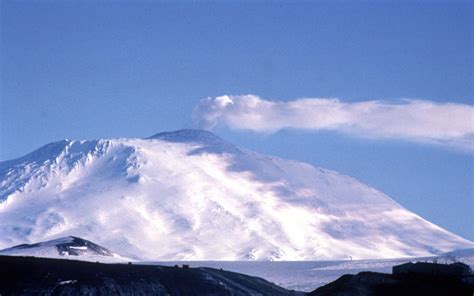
[1,1,473,240]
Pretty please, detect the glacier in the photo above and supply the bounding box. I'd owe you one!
[0,129,472,260]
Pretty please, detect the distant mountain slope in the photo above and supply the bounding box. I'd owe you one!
[0,129,472,260]
[0,236,129,262]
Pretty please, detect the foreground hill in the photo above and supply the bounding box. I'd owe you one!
[0,129,472,260]
[0,255,301,296]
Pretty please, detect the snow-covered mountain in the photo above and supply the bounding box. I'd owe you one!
[0,129,472,260]
[0,236,129,262]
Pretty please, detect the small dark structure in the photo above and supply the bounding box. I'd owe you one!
[182,264,190,269]
[393,262,471,278]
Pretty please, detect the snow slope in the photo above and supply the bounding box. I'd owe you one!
[0,129,472,260]
[0,236,130,262]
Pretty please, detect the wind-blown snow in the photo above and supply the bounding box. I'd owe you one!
[0,129,472,260]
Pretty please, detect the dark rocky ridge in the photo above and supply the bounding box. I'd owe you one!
[309,268,474,296]
[0,255,303,296]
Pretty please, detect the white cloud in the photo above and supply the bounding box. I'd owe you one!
[192,95,474,152]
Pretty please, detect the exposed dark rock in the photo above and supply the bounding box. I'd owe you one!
[392,261,471,277]
[0,255,303,296]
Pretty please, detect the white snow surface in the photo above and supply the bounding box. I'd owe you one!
[0,129,472,261]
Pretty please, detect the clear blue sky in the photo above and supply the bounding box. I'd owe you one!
[1,1,473,240]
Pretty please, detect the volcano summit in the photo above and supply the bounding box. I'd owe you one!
[0,130,472,260]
